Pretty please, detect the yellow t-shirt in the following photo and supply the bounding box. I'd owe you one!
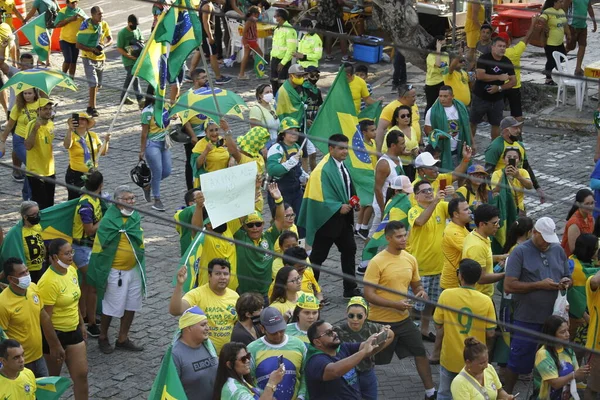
[440,222,469,289]
[491,169,530,212]
[0,368,36,399]
[540,8,567,47]
[198,219,241,290]
[410,172,453,206]
[364,250,420,323]
[443,69,471,106]
[364,138,378,169]
[274,224,298,255]
[380,100,421,139]
[9,100,40,139]
[182,284,239,354]
[66,130,103,173]
[382,127,420,165]
[425,53,450,86]
[112,222,137,271]
[407,202,449,276]
[505,42,527,89]
[465,2,485,33]
[269,262,321,296]
[0,284,44,363]
[238,152,266,176]
[462,230,495,297]
[433,287,496,373]
[57,7,85,43]
[37,266,81,332]
[22,224,45,272]
[0,0,16,29]
[25,120,55,176]
[586,276,600,351]
[192,137,231,173]
[348,75,370,114]
[451,366,502,400]
[270,298,297,317]
[77,20,112,61]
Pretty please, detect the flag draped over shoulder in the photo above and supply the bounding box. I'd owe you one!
[490,172,518,254]
[172,231,204,294]
[148,344,188,400]
[308,68,375,207]
[36,376,71,400]
[361,194,411,262]
[154,0,203,83]
[298,154,348,246]
[428,99,471,172]
[275,80,305,122]
[87,205,146,301]
[20,13,50,62]
[252,48,267,78]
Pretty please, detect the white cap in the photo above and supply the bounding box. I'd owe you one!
[414,152,440,168]
[389,175,413,193]
[534,217,560,244]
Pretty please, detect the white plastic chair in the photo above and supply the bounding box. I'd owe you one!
[225,17,244,63]
[552,51,585,111]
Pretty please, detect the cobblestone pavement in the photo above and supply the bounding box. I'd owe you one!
[0,4,599,398]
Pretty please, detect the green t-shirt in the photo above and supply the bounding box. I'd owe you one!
[334,321,382,372]
[33,0,57,14]
[141,105,168,141]
[234,224,280,295]
[484,137,527,172]
[117,27,143,67]
[570,0,590,28]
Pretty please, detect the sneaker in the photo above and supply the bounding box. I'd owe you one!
[424,390,437,400]
[237,75,249,80]
[115,338,144,352]
[152,198,166,211]
[356,261,368,276]
[357,228,369,240]
[86,107,99,117]
[325,55,335,61]
[123,97,134,105]
[343,287,362,298]
[12,173,24,182]
[98,337,114,354]
[215,76,232,84]
[350,6,363,13]
[87,324,101,338]
[341,56,355,64]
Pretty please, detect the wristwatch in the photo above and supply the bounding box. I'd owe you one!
[266,383,277,391]
[497,85,503,93]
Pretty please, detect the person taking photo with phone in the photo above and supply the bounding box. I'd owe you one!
[491,147,532,216]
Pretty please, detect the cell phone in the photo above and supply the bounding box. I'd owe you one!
[374,330,388,345]
[72,113,79,126]
[277,355,284,366]
[298,238,306,248]
[508,158,516,167]
[439,180,447,191]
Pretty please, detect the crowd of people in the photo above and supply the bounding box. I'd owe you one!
[0,0,599,399]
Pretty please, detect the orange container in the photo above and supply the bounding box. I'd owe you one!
[50,0,67,51]
[14,0,29,45]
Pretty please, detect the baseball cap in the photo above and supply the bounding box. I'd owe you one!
[414,152,440,169]
[389,175,413,193]
[305,66,320,73]
[260,307,287,333]
[244,212,264,224]
[279,117,300,132]
[499,116,524,131]
[496,32,510,43]
[38,98,56,108]
[288,64,306,75]
[534,217,560,244]
[467,164,488,176]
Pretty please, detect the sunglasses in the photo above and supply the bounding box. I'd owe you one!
[237,353,252,363]
[347,313,364,320]
[399,114,410,119]
[399,84,414,97]
[417,188,433,194]
[285,213,296,219]
[246,222,263,228]
[316,328,336,339]
[486,220,500,227]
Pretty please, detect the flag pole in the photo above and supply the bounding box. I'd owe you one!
[199,50,223,119]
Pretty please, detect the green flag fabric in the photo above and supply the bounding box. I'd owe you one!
[154,0,203,83]
[148,344,188,400]
[490,172,518,254]
[357,100,382,124]
[252,48,267,78]
[428,98,471,172]
[36,376,71,400]
[172,231,204,294]
[21,13,50,62]
[174,205,195,257]
[275,79,306,122]
[87,204,146,301]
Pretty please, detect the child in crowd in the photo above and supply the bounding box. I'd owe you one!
[239,6,262,79]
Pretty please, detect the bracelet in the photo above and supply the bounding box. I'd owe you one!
[266,383,277,391]
[225,130,233,136]
[274,197,283,204]
[462,158,471,163]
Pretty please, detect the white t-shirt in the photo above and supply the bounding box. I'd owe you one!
[425,104,460,151]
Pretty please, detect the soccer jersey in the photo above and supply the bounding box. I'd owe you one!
[0,367,36,399]
[191,136,230,172]
[348,75,369,114]
[0,0,16,29]
[407,201,449,275]
[22,225,45,272]
[462,231,495,297]
[37,266,81,332]
[364,249,420,323]
[433,287,496,373]
[77,19,111,61]
[534,346,577,400]
[425,53,450,86]
[451,366,502,400]
[220,377,261,399]
[485,137,527,172]
[443,69,471,106]
[269,298,297,318]
[141,105,168,141]
[116,26,143,67]
[540,7,567,46]
[182,284,239,353]
[586,276,600,351]
[286,322,309,344]
[66,130,102,173]
[72,194,103,244]
[505,42,527,89]
[0,284,44,363]
[235,225,280,295]
[25,120,55,176]
[248,335,307,400]
[198,220,241,290]
[410,172,453,206]
[491,169,530,212]
[55,6,86,43]
[440,222,469,289]
[269,263,320,296]
[9,100,40,139]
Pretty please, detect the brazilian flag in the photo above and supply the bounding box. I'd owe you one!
[251,48,267,78]
[36,376,71,400]
[148,345,188,400]
[490,171,518,255]
[172,231,204,294]
[20,13,50,62]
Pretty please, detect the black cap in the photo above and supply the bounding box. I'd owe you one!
[305,66,320,73]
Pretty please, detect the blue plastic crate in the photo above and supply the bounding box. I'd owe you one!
[353,36,383,63]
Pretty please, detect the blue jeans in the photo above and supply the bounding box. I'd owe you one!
[13,134,31,200]
[145,140,172,199]
[438,365,458,400]
[358,369,378,400]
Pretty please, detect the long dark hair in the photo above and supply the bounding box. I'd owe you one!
[462,178,489,207]
[540,315,569,373]
[270,266,295,304]
[542,0,559,10]
[503,217,534,254]
[572,233,598,263]
[566,189,594,221]
[390,105,412,127]
[212,342,252,400]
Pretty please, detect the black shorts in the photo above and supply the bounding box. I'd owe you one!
[370,318,427,364]
[504,87,522,118]
[470,94,504,126]
[42,328,84,354]
[201,37,218,57]
[270,57,290,81]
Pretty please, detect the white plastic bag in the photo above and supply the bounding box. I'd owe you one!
[552,290,569,320]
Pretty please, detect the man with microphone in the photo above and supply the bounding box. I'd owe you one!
[299,133,361,298]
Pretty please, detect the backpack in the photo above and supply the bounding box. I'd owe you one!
[45,7,58,29]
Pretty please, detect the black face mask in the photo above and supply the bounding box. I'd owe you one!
[27,214,41,225]
[213,223,227,234]
[508,134,519,142]
[129,24,138,30]
[251,315,261,324]
[308,78,318,85]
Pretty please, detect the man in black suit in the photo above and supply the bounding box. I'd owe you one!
[306,134,361,298]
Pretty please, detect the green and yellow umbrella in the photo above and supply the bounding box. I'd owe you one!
[1,68,77,95]
[169,87,247,125]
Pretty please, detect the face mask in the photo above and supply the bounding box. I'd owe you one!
[27,215,41,225]
[251,315,261,324]
[56,258,70,269]
[14,274,31,289]
[308,78,318,85]
[121,208,134,217]
[291,77,305,86]
[129,24,138,30]
[262,93,274,103]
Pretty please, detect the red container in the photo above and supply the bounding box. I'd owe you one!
[495,2,542,12]
[492,19,513,36]
[51,0,67,52]
[498,9,538,37]
[14,0,29,45]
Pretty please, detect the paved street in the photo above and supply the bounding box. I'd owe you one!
[0,1,599,398]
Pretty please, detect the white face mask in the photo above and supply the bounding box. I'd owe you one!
[121,208,134,217]
[56,259,70,269]
[262,93,274,103]
[15,274,31,289]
